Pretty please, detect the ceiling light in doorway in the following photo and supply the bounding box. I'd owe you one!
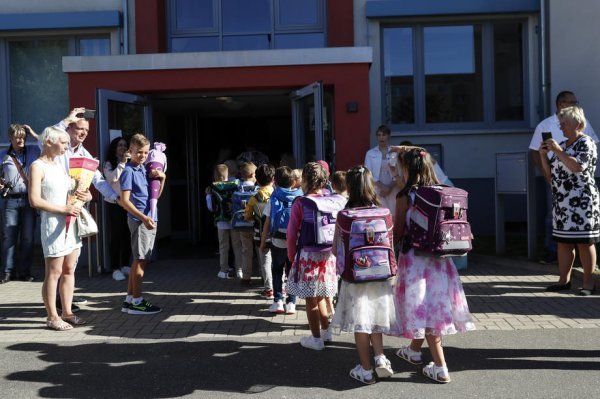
[216,96,233,102]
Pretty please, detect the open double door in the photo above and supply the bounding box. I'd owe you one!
[95,81,331,268]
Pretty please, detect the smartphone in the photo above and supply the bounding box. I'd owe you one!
[541,132,552,142]
[77,109,96,119]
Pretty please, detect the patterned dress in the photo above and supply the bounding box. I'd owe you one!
[392,195,475,339]
[550,135,600,243]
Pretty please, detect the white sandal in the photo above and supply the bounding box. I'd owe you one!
[374,355,394,378]
[395,345,423,365]
[422,362,451,383]
[349,364,376,385]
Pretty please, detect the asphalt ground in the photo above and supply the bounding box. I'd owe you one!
[1,253,599,398]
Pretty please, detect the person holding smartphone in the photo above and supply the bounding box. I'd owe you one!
[529,91,599,265]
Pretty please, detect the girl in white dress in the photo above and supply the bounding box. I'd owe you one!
[29,126,86,331]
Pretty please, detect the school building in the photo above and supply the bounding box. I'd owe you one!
[0,0,598,266]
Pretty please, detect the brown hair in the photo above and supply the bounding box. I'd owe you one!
[8,124,25,140]
[256,163,275,186]
[346,165,380,208]
[331,170,347,194]
[302,162,327,194]
[398,148,439,197]
[275,166,294,188]
[129,133,150,148]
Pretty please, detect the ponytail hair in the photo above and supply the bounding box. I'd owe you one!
[302,162,327,194]
[398,147,439,197]
[346,165,380,208]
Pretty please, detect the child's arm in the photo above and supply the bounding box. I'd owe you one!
[120,190,155,230]
[393,195,410,247]
[260,216,271,252]
[286,201,303,262]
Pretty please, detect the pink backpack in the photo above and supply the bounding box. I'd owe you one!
[336,207,397,283]
[408,185,472,257]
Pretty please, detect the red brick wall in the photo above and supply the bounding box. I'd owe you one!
[328,0,355,47]
[135,0,166,53]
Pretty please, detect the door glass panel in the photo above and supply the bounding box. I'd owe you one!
[383,27,414,124]
[107,101,145,142]
[494,22,524,121]
[222,0,270,33]
[9,39,69,133]
[424,25,483,123]
[323,89,334,168]
[296,94,316,164]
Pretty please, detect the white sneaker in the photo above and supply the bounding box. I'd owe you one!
[284,302,296,314]
[300,336,324,351]
[374,355,394,378]
[121,266,131,275]
[320,327,332,342]
[236,269,243,279]
[217,271,231,279]
[268,300,285,313]
[112,269,126,281]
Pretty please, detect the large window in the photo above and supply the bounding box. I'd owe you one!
[3,36,110,136]
[383,21,526,129]
[168,0,326,52]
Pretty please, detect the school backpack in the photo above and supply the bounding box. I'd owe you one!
[252,189,271,241]
[336,207,397,283]
[209,180,238,223]
[296,194,347,251]
[231,184,258,230]
[269,186,303,240]
[408,185,472,257]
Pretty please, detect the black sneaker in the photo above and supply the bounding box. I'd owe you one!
[72,296,88,304]
[0,273,12,284]
[56,301,80,313]
[121,301,132,313]
[127,299,161,315]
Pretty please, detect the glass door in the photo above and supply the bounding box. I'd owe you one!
[291,81,329,167]
[97,89,153,272]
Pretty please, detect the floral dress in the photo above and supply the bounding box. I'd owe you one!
[392,195,475,339]
[550,135,600,243]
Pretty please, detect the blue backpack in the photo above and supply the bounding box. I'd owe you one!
[231,184,257,230]
[269,187,303,239]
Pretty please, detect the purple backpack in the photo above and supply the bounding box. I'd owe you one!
[336,207,397,283]
[408,185,472,257]
[297,194,347,252]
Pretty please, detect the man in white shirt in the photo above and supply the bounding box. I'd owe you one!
[529,91,598,264]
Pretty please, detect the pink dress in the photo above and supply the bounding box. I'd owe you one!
[392,196,475,339]
[286,195,338,298]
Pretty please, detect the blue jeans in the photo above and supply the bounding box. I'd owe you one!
[2,196,36,276]
[271,246,295,304]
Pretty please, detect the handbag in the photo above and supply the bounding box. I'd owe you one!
[77,207,98,238]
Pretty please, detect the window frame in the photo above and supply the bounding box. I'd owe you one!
[167,0,326,52]
[381,18,530,132]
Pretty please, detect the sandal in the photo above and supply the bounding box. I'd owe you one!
[349,364,376,385]
[374,355,394,378]
[422,362,451,383]
[46,319,73,331]
[395,345,423,365]
[61,314,87,326]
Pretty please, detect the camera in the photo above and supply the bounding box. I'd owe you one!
[76,109,96,119]
[0,176,12,198]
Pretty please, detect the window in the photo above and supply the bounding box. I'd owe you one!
[168,0,325,52]
[383,21,526,129]
[3,36,110,136]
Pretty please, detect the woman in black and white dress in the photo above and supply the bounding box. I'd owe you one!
[539,105,600,296]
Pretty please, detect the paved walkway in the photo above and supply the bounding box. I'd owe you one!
[1,254,599,343]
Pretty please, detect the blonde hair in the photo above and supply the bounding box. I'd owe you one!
[130,133,150,148]
[239,162,256,180]
[41,126,69,145]
[291,168,302,188]
[558,105,586,131]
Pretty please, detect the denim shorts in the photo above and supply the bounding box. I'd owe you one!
[127,218,157,260]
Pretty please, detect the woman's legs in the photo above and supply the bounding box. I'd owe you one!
[577,243,596,290]
[59,250,80,317]
[557,242,576,284]
[42,256,65,321]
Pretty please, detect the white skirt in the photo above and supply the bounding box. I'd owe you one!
[331,279,402,335]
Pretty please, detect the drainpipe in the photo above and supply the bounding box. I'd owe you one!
[123,0,130,55]
[539,0,549,117]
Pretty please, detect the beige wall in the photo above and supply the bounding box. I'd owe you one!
[549,0,600,130]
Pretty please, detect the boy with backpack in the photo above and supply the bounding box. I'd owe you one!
[244,163,275,298]
[206,164,237,279]
[231,162,257,285]
[260,166,303,314]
